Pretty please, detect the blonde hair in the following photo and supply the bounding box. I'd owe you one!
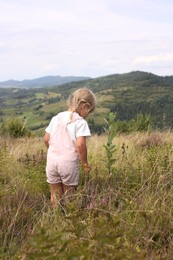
[67,88,96,120]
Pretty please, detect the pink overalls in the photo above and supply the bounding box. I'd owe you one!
[46,112,82,186]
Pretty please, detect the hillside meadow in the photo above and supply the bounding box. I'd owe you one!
[1,71,173,135]
[1,130,173,259]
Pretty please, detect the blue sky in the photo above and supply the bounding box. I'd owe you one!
[0,0,173,81]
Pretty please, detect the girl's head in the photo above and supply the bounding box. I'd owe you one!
[67,88,96,118]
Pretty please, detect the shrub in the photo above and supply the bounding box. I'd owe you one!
[115,113,152,134]
[132,113,152,132]
[0,118,32,138]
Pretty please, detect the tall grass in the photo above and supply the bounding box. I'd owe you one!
[1,131,173,259]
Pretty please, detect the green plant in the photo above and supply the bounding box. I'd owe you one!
[103,112,117,175]
[0,118,32,138]
[132,113,152,132]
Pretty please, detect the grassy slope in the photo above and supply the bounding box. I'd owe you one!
[1,131,173,258]
[1,71,173,134]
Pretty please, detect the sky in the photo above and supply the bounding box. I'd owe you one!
[0,0,173,81]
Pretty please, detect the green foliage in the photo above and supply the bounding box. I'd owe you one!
[133,113,152,132]
[115,113,152,133]
[0,118,32,138]
[22,210,141,259]
[103,113,117,175]
[1,71,173,135]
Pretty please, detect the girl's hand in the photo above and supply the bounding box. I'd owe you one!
[83,163,92,173]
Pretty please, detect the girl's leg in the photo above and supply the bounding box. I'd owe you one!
[62,184,76,204]
[49,183,63,208]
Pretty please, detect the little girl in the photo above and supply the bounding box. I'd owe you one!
[44,88,96,207]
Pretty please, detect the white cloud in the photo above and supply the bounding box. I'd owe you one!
[0,0,173,80]
[134,53,173,66]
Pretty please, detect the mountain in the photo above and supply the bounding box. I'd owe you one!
[0,75,91,89]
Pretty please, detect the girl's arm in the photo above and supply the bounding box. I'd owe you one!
[44,132,50,148]
[76,136,91,173]
[76,136,87,163]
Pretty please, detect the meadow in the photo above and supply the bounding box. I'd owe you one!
[1,129,173,259]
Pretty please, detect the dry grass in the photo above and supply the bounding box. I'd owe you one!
[1,131,173,259]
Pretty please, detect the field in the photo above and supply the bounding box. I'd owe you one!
[1,130,173,259]
[0,89,111,136]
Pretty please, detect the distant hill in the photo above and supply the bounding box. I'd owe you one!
[1,71,173,134]
[0,75,90,88]
[56,71,173,94]
[49,71,173,127]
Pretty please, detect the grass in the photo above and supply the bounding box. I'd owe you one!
[40,101,66,113]
[35,91,61,99]
[1,131,173,259]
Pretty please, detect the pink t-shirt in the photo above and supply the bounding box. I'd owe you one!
[45,111,91,161]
